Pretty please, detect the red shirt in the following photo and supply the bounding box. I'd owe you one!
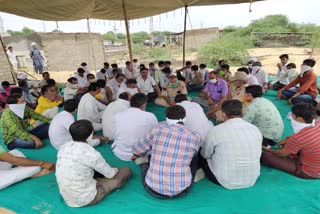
[283,70,318,98]
[284,121,320,178]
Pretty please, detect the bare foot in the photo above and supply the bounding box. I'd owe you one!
[31,168,54,178]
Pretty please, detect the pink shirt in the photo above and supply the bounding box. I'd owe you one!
[247,74,259,86]
[0,86,14,103]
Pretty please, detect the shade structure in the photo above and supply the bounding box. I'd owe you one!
[0,0,262,21]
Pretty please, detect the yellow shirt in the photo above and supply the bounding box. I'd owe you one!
[35,96,62,114]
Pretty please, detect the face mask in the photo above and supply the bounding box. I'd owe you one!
[86,132,94,144]
[300,65,312,77]
[219,70,226,76]
[88,79,95,83]
[9,103,26,119]
[166,117,186,125]
[248,64,253,69]
[251,66,261,73]
[209,79,218,84]
[169,82,179,88]
[291,118,315,134]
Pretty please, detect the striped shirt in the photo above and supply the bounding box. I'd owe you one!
[133,123,200,196]
[284,121,320,178]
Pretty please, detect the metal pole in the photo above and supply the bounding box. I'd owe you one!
[87,18,97,72]
[182,6,188,67]
[122,0,133,70]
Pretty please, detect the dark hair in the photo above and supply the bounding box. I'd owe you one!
[64,99,78,112]
[77,68,85,74]
[149,62,155,66]
[42,72,49,78]
[221,64,230,70]
[221,100,243,117]
[7,94,23,104]
[119,92,129,101]
[69,120,93,142]
[245,85,263,98]
[166,105,186,121]
[10,87,23,95]
[140,67,148,73]
[253,61,262,67]
[88,83,100,92]
[125,61,131,65]
[133,59,138,62]
[67,77,77,83]
[218,60,225,65]
[41,85,52,95]
[87,73,95,79]
[46,79,56,86]
[162,67,171,75]
[158,61,165,66]
[174,94,188,103]
[96,79,106,88]
[165,61,171,65]
[111,63,118,68]
[199,63,206,68]
[292,103,316,124]
[279,54,289,59]
[8,46,12,49]
[112,68,120,75]
[80,62,87,66]
[286,63,296,69]
[127,79,137,85]
[303,59,316,67]
[191,65,199,71]
[186,61,192,66]
[104,62,109,67]
[237,67,249,74]
[140,64,146,68]
[115,73,125,79]
[1,81,10,87]
[130,93,148,108]
[18,80,28,88]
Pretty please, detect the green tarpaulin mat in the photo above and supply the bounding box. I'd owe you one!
[0,90,320,214]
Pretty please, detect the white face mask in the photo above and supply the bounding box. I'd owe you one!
[166,117,186,125]
[9,103,26,119]
[86,132,94,144]
[251,66,261,73]
[209,79,218,84]
[287,68,296,73]
[248,64,253,69]
[291,118,315,134]
[300,65,312,77]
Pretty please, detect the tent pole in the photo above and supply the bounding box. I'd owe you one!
[182,5,188,67]
[87,18,97,72]
[0,35,18,85]
[310,33,320,58]
[122,0,133,70]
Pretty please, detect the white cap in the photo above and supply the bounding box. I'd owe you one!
[30,42,37,46]
[17,72,28,80]
[247,57,258,63]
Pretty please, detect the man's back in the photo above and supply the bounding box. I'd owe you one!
[203,118,262,189]
[112,108,158,160]
[102,99,130,139]
[77,93,99,123]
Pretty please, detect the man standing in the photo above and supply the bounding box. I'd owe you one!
[6,46,18,71]
[30,42,45,74]
[201,100,262,189]
[251,61,268,93]
[137,67,161,102]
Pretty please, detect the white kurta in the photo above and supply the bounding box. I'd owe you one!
[102,99,130,140]
[56,141,118,207]
[75,74,87,87]
[6,50,18,70]
[106,79,126,100]
[137,76,157,95]
[112,108,158,161]
[122,67,138,79]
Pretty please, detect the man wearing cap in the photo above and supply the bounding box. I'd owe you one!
[30,43,45,74]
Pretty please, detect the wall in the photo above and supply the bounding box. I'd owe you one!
[185,28,220,49]
[0,40,15,83]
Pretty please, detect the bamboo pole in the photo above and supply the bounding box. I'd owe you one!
[182,6,188,67]
[87,18,97,72]
[310,33,320,58]
[122,0,134,70]
[0,36,18,85]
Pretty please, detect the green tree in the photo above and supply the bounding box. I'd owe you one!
[131,31,150,43]
[116,33,126,40]
[102,31,116,43]
[7,27,35,36]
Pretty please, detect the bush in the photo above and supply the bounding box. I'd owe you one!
[132,44,172,62]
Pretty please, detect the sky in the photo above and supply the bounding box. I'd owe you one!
[0,0,319,35]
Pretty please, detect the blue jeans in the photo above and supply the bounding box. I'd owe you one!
[186,84,204,92]
[282,88,314,105]
[7,123,50,150]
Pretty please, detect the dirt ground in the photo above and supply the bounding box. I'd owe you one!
[26,47,319,83]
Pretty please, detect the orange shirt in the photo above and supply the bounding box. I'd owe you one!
[284,70,318,98]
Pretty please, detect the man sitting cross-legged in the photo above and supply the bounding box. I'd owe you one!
[56,120,131,208]
[2,94,51,150]
[200,100,262,189]
[112,93,158,161]
[261,103,320,179]
[49,99,108,150]
[132,105,200,199]
[0,147,55,190]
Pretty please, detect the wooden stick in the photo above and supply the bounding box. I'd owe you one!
[182,6,188,67]
[122,0,133,71]
[310,33,320,58]
[0,35,18,85]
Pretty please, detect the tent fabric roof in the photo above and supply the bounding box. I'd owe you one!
[0,0,262,21]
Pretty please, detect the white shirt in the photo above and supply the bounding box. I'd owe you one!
[77,93,106,124]
[56,141,118,207]
[122,67,138,79]
[112,108,158,161]
[6,50,17,65]
[137,76,157,95]
[96,70,108,80]
[102,99,130,140]
[117,86,139,99]
[252,69,268,86]
[64,87,78,101]
[49,111,74,150]
[177,101,213,145]
[271,64,289,85]
[106,79,126,100]
[75,74,87,87]
[201,118,262,189]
